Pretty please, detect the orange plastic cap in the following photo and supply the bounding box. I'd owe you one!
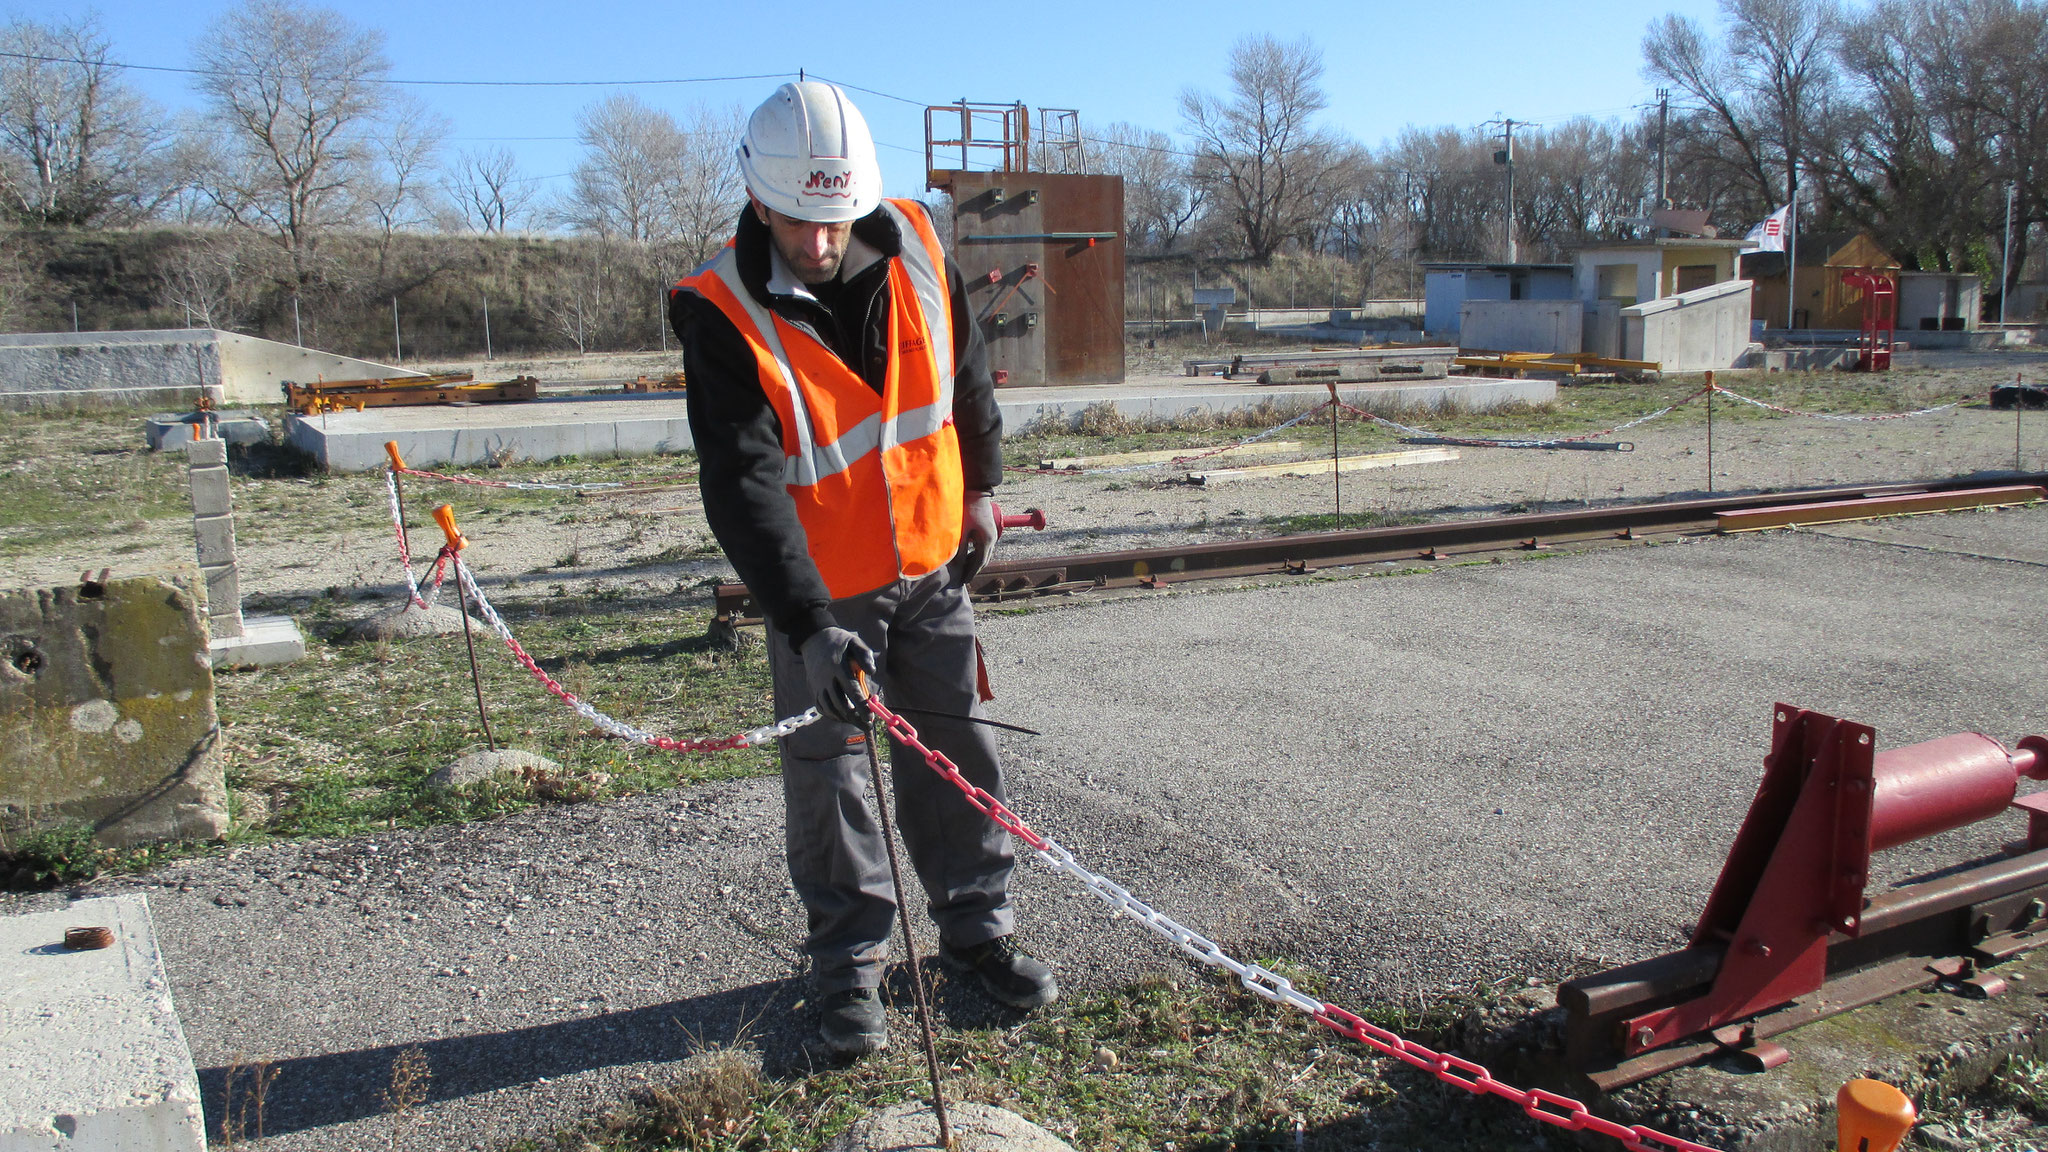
[385,441,406,471]
[1837,1078,1915,1152]
[430,504,467,551]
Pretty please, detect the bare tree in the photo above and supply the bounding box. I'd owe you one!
[1179,34,1352,262]
[1644,0,1842,222]
[191,0,390,287]
[156,233,254,329]
[563,94,682,242]
[1088,121,1203,254]
[445,145,534,233]
[0,14,170,226]
[361,93,447,262]
[655,104,744,269]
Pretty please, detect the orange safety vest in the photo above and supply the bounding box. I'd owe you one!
[676,199,962,600]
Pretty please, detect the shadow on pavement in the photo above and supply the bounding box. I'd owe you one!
[197,976,806,1140]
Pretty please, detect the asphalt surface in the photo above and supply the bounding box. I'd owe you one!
[11,503,2048,1150]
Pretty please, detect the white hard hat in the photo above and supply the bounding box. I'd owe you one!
[738,82,882,223]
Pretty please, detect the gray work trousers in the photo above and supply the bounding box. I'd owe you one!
[766,568,1015,994]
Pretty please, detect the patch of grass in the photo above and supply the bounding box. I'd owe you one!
[523,968,1560,1152]
[0,820,106,887]
[214,593,776,843]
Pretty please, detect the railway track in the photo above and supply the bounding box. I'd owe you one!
[711,473,2048,627]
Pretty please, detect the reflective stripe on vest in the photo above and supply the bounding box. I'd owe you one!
[676,199,964,598]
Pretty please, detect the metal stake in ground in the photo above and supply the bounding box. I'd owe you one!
[2017,372,2026,474]
[1326,384,1341,526]
[1705,370,1716,494]
[859,685,953,1150]
[432,505,498,752]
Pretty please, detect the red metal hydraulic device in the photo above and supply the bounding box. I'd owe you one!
[1842,270,1897,371]
[1563,705,2048,1089]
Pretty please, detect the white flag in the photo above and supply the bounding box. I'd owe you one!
[1744,204,1792,252]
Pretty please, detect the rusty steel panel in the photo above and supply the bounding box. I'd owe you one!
[944,171,1124,388]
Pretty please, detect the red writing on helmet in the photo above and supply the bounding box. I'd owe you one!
[802,169,855,199]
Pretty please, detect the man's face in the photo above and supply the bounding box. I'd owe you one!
[753,195,853,285]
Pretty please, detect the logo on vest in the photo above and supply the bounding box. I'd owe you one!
[802,169,855,200]
[897,334,927,355]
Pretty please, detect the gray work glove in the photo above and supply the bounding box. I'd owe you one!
[955,491,998,583]
[799,626,877,723]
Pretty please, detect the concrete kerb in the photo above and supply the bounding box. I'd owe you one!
[0,894,206,1152]
[287,378,1559,471]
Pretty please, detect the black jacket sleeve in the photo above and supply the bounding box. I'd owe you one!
[672,289,838,647]
[945,257,1004,492]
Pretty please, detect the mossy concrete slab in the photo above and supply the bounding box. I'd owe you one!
[0,569,225,848]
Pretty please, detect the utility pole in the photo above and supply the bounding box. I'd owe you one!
[1655,89,1670,220]
[2002,180,2017,328]
[1491,118,1519,262]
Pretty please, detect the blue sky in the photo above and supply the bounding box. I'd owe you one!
[38,0,1728,205]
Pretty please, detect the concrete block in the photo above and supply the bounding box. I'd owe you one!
[181,439,225,468]
[208,615,303,669]
[144,414,267,451]
[189,516,234,570]
[0,894,206,1152]
[184,468,230,519]
[0,569,226,848]
[196,566,238,627]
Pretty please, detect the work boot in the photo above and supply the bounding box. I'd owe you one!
[815,987,887,1057]
[939,935,1059,1009]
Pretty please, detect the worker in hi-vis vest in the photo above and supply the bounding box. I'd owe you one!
[669,81,1056,1058]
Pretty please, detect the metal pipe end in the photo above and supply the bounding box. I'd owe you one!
[2016,735,2048,781]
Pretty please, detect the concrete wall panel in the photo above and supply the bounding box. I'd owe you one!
[0,329,414,409]
[1459,299,1584,355]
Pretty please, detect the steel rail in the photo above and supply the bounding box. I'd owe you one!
[711,473,2048,622]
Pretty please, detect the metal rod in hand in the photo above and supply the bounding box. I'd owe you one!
[432,505,497,753]
[860,685,953,1149]
[1705,371,1716,494]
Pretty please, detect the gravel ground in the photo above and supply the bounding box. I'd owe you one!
[10,503,2048,1150]
[10,349,2048,1149]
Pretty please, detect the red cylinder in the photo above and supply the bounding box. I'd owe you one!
[1869,733,2021,851]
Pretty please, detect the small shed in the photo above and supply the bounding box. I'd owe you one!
[1573,238,1749,308]
[1741,233,1900,330]
[1422,263,1573,336]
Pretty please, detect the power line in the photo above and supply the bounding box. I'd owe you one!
[0,48,791,89]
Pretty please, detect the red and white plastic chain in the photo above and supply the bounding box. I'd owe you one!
[1340,385,1713,449]
[448,553,819,751]
[862,693,1720,1152]
[384,468,451,609]
[1706,383,1976,422]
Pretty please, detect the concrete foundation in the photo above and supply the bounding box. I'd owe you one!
[0,329,417,409]
[0,894,206,1152]
[142,413,268,451]
[284,377,1557,471]
[208,616,305,670]
[0,570,226,849]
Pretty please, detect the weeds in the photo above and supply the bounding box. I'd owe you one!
[525,968,1553,1152]
[0,820,105,888]
[381,1045,433,1150]
[218,1055,279,1148]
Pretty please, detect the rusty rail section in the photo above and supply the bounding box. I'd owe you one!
[710,474,2048,628]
